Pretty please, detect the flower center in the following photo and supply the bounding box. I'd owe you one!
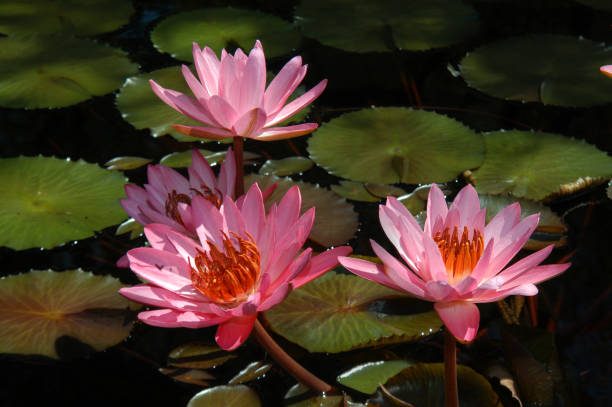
[164,186,223,226]
[190,232,261,304]
[433,226,484,284]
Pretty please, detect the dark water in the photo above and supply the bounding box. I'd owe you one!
[1,0,611,406]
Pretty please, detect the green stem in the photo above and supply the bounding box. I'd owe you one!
[444,329,459,407]
[233,136,244,197]
[252,317,334,394]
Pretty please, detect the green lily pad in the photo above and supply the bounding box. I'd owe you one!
[168,342,237,369]
[478,194,567,250]
[0,0,133,36]
[159,367,214,387]
[263,271,442,353]
[0,156,127,250]
[228,361,272,385]
[295,0,478,53]
[397,184,440,215]
[371,363,500,407]
[308,107,484,184]
[0,269,137,359]
[187,385,261,407]
[245,175,359,247]
[115,218,144,240]
[284,383,347,407]
[0,34,138,109]
[104,156,152,171]
[259,157,314,176]
[116,66,207,142]
[337,360,414,394]
[159,149,259,168]
[151,8,300,61]
[331,181,380,202]
[459,34,612,107]
[469,130,612,200]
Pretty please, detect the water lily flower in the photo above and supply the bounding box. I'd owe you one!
[119,183,352,350]
[121,148,236,236]
[339,184,570,342]
[601,65,612,79]
[150,40,326,141]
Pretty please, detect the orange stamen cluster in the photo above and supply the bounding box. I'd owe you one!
[165,186,223,226]
[433,226,484,284]
[190,232,261,304]
[191,185,223,209]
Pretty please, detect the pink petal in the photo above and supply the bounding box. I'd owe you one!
[259,283,291,311]
[422,233,449,282]
[127,247,192,288]
[221,194,246,235]
[293,246,352,289]
[193,43,220,95]
[471,284,538,303]
[171,124,234,141]
[119,285,212,312]
[144,223,181,252]
[240,183,266,243]
[425,184,448,237]
[601,65,612,79]
[426,280,455,301]
[232,107,267,138]
[217,51,242,106]
[215,315,257,350]
[206,95,239,129]
[371,240,426,297]
[188,149,216,188]
[276,185,302,233]
[138,309,227,329]
[448,184,480,229]
[149,80,217,126]
[267,248,312,292]
[495,244,554,282]
[116,254,129,268]
[254,122,320,141]
[500,263,570,290]
[217,146,236,197]
[238,44,266,114]
[264,56,304,114]
[339,256,403,292]
[434,302,480,342]
[190,195,225,247]
[181,64,211,105]
[484,202,521,247]
[266,79,327,126]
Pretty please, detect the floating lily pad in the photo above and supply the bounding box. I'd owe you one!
[331,181,380,202]
[187,385,261,407]
[160,149,259,168]
[284,383,350,407]
[259,157,314,176]
[104,156,152,171]
[245,175,359,247]
[228,361,272,385]
[371,363,500,407]
[459,35,612,107]
[151,8,300,61]
[295,0,478,53]
[0,156,127,250]
[116,66,207,141]
[308,108,484,184]
[337,360,413,394]
[168,342,237,369]
[0,0,133,36]
[0,35,138,109]
[478,194,567,250]
[0,269,137,359]
[468,130,612,200]
[263,271,442,353]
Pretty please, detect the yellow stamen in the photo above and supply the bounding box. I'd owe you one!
[433,226,484,284]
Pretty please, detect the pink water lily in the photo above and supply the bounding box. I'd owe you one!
[121,148,235,236]
[339,184,570,342]
[601,65,612,79]
[119,183,352,350]
[150,40,326,141]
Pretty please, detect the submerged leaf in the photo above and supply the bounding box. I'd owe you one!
[159,367,214,387]
[308,107,483,184]
[284,383,347,407]
[151,8,299,61]
[259,157,314,176]
[228,361,272,385]
[337,360,413,394]
[0,156,127,250]
[0,269,137,359]
[115,217,144,240]
[264,271,442,353]
[0,35,138,109]
[469,130,612,200]
[104,156,152,171]
[187,385,261,407]
[168,342,237,369]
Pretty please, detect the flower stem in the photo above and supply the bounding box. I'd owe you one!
[252,317,334,394]
[444,329,459,407]
[233,136,244,197]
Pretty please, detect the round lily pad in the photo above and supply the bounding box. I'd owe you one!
[245,174,359,247]
[0,269,137,359]
[468,130,612,200]
[263,271,442,353]
[258,157,314,176]
[0,34,138,109]
[295,0,478,53]
[187,385,261,407]
[284,383,347,407]
[372,363,500,407]
[160,149,259,168]
[331,181,381,202]
[337,360,413,395]
[307,107,484,184]
[0,0,133,36]
[116,66,206,141]
[151,8,300,61]
[0,156,127,250]
[459,34,612,107]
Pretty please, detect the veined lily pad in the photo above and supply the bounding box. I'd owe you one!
[259,157,314,176]
[295,0,478,53]
[245,175,359,247]
[307,107,484,184]
[0,269,137,359]
[263,271,442,353]
[0,35,138,109]
[151,8,300,61]
[337,360,413,394]
[0,0,133,36]
[0,156,127,250]
[478,194,567,250]
[371,363,500,407]
[459,35,612,107]
[468,130,612,200]
[187,385,261,407]
[116,66,207,142]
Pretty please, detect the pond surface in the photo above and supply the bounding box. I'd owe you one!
[0,0,611,406]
